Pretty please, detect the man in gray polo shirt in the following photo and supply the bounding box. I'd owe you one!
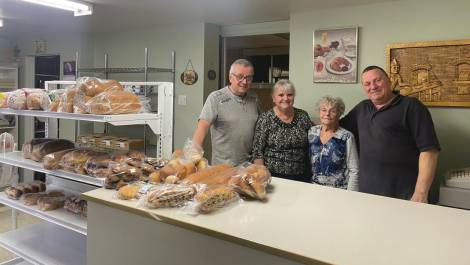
[192,59,260,165]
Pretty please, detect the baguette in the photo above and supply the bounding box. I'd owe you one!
[182,164,232,184]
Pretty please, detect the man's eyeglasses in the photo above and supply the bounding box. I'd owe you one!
[231,73,254,82]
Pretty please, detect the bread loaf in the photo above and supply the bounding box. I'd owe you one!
[84,154,112,178]
[22,193,47,206]
[37,196,65,211]
[195,186,238,213]
[26,92,45,110]
[182,164,232,185]
[59,149,106,174]
[31,139,75,162]
[22,138,55,159]
[146,185,196,208]
[86,91,141,114]
[43,149,74,170]
[64,196,87,216]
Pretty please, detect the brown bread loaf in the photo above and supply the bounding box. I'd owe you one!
[31,139,75,162]
[43,149,75,170]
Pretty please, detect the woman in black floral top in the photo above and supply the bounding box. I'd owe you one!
[252,80,312,182]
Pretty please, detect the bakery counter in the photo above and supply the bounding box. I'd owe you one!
[83,178,470,265]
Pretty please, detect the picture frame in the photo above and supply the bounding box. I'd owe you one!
[63,61,76,80]
[313,26,358,83]
[386,39,470,107]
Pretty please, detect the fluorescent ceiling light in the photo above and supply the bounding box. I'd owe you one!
[0,19,3,27]
[21,0,93,16]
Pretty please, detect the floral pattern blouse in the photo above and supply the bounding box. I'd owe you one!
[252,108,312,176]
[308,125,359,190]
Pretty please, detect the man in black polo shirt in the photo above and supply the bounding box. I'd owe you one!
[341,66,440,202]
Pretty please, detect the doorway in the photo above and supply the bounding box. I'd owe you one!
[222,34,289,112]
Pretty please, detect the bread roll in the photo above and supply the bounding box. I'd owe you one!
[117,185,140,200]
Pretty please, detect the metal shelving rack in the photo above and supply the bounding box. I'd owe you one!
[0,50,176,265]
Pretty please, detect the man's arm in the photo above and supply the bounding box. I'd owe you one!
[192,119,211,148]
[410,149,439,203]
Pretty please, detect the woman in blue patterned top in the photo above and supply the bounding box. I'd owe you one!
[252,80,312,182]
[308,96,359,190]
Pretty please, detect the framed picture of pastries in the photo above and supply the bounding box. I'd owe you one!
[313,26,358,83]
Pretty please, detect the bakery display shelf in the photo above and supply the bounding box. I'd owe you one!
[0,257,32,265]
[0,152,104,187]
[0,109,161,135]
[0,192,87,235]
[0,222,86,265]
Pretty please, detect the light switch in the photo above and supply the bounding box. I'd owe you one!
[178,95,187,105]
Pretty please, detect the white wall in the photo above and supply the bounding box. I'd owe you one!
[92,23,207,149]
[289,0,470,200]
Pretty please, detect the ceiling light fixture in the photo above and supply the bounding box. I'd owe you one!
[0,19,3,27]
[21,0,93,16]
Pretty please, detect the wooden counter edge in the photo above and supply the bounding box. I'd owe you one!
[83,193,333,265]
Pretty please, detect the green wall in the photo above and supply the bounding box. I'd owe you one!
[289,0,470,201]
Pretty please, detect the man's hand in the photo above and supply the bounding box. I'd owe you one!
[410,191,428,203]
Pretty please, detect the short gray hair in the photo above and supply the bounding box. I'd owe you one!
[229,59,254,74]
[272,79,296,96]
[315,95,346,117]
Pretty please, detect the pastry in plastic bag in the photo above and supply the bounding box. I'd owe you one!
[194,185,238,213]
[24,88,46,110]
[117,184,140,200]
[0,92,10,108]
[22,138,55,159]
[230,164,271,200]
[145,184,196,208]
[37,196,65,211]
[7,89,27,110]
[43,149,75,170]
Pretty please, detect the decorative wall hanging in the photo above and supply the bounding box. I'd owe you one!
[313,26,358,83]
[207,70,216,80]
[386,39,470,107]
[181,59,198,85]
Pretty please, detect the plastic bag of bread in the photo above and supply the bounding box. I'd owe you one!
[64,196,87,216]
[43,148,75,170]
[85,90,146,115]
[23,88,46,110]
[7,89,27,110]
[104,162,143,189]
[180,164,233,185]
[76,77,123,97]
[59,148,106,174]
[22,138,56,159]
[229,163,271,201]
[138,184,197,208]
[0,92,9,108]
[38,196,66,211]
[30,139,75,162]
[46,89,66,112]
[187,185,239,214]
[58,86,77,113]
[84,154,112,178]
[158,158,197,184]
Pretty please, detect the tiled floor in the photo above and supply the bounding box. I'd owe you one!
[0,206,42,263]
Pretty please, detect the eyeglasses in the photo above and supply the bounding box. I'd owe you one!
[230,73,254,82]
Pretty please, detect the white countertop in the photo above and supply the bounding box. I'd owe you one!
[83,178,470,265]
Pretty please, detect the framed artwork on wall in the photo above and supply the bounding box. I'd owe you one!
[386,39,470,107]
[313,26,358,83]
